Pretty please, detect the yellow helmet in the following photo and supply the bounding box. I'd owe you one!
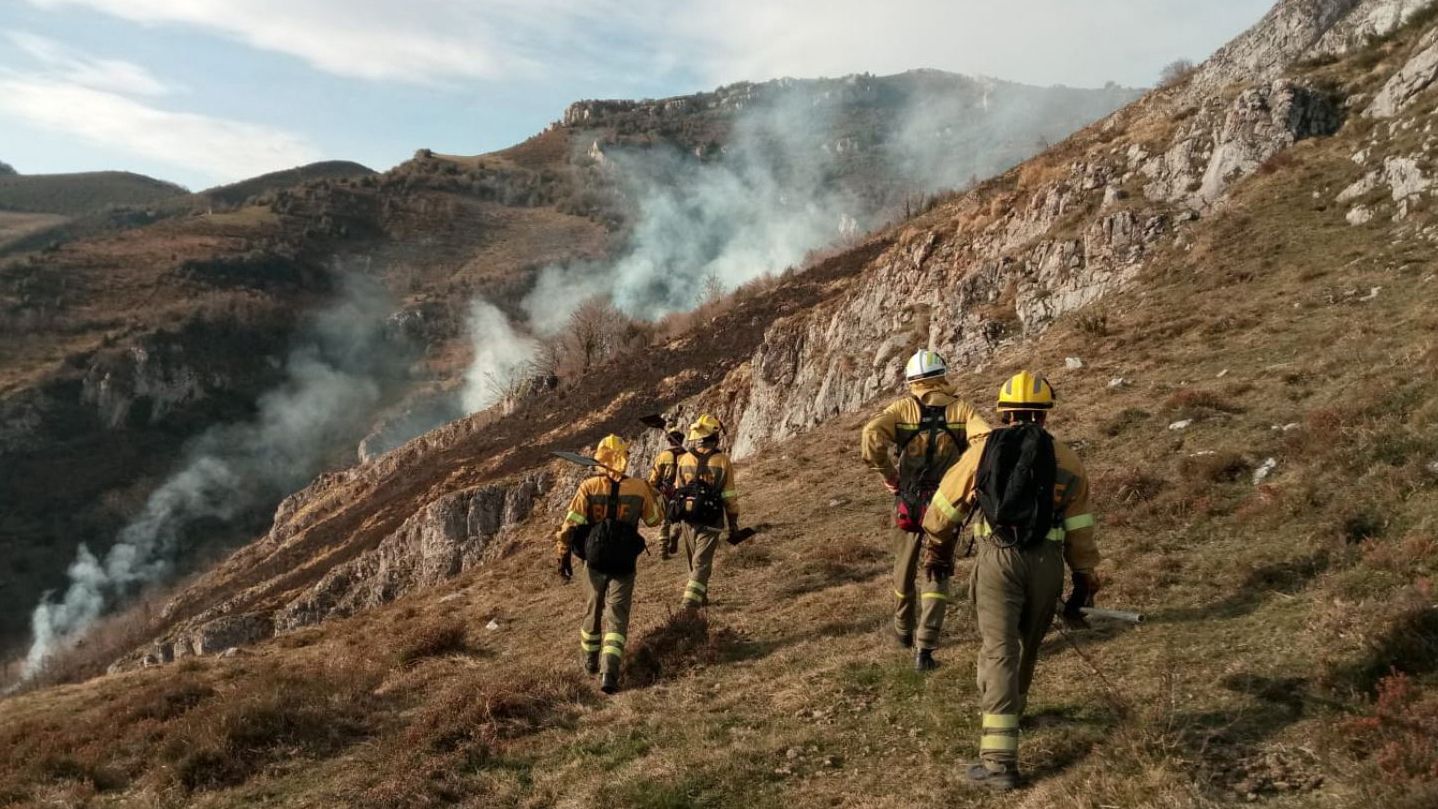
[996,371,1055,412]
[687,413,723,441]
[594,434,629,473]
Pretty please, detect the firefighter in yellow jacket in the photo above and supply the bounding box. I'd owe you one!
[648,429,687,560]
[672,414,740,609]
[555,435,663,694]
[921,371,1101,791]
[861,349,988,671]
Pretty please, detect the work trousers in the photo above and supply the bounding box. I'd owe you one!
[971,538,1065,770]
[579,566,634,677]
[680,522,723,606]
[892,528,951,650]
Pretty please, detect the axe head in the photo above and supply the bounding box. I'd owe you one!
[726,527,759,546]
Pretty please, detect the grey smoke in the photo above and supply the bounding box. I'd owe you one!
[23,276,397,677]
[460,297,539,413]
[519,73,1138,334]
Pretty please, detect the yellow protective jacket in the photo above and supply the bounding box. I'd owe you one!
[861,379,990,486]
[648,447,683,495]
[920,429,1100,573]
[675,447,739,520]
[555,474,663,559]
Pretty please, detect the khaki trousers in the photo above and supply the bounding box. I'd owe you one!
[892,528,951,650]
[680,522,723,606]
[970,539,1065,769]
[580,566,634,677]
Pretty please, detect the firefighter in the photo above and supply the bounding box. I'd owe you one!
[648,429,687,560]
[555,435,663,694]
[672,414,740,609]
[861,349,988,671]
[921,371,1101,791]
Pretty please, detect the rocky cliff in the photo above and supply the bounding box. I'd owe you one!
[113,0,1434,669]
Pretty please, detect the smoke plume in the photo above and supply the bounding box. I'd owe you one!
[23,277,397,677]
[514,73,1136,336]
[460,298,539,413]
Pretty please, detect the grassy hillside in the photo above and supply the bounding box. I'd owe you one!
[3,93,1436,807]
[0,171,187,216]
[198,161,377,210]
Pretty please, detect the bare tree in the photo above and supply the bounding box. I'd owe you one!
[699,273,726,307]
[1158,59,1196,87]
[566,297,619,374]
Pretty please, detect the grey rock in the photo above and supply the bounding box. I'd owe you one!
[1367,27,1438,117]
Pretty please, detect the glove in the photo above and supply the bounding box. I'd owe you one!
[882,477,900,495]
[1063,570,1097,624]
[726,510,741,543]
[921,544,953,581]
[557,551,573,581]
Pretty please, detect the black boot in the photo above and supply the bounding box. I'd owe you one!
[582,651,599,675]
[966,761,1019,792]
[915,648,938,672]
[600,670,620,695]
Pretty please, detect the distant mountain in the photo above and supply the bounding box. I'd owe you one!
[0,171,187,216]
[198,161,377,209]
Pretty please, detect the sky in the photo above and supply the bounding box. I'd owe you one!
[0,0,1274,190]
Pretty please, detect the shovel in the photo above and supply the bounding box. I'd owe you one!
[550,450,625,477]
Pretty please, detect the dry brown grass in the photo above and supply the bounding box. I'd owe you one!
[10,17,1438,809]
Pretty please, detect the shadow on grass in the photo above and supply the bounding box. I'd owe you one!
[1147,550,1331,625]
[1329,605,1438,694]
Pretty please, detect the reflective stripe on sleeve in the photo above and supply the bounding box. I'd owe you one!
[931,490,960,522]
[721,489,738,500]
[920,591,948,601]
[1064,513,1095,531]
[566,511,587,525]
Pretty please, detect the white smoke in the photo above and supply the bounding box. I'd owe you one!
[22,277,395,677]
[460,298,538,413]
[522,87,856,331]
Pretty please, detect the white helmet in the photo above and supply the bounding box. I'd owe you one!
[904,349,947,382]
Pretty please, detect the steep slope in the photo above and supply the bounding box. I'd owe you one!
[5,0,1435,804]
[109,0,1380,653]
[0,71,1135,655]
[3,125,1435,807]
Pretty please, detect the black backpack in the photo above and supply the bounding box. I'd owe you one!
[894,398,965,532]
[673,451,725,526]
[974,423,1058,548]
[573,480,646,576]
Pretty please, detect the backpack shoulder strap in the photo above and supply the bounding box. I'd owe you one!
[605,479,622,522]
[895,396,925,452]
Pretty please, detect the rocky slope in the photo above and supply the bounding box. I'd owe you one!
[98,0,1437,671]
[0,72,1138,655]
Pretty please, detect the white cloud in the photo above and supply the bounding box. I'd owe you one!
[25,0,1271,89]
[24,0,645,84]
[6,31,172,95]
[0,74,320,183]
[664,0,1276,88]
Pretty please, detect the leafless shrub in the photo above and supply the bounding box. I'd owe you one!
[1158,59,1197,88]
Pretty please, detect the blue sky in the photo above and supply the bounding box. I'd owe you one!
[0,1,1273,190]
